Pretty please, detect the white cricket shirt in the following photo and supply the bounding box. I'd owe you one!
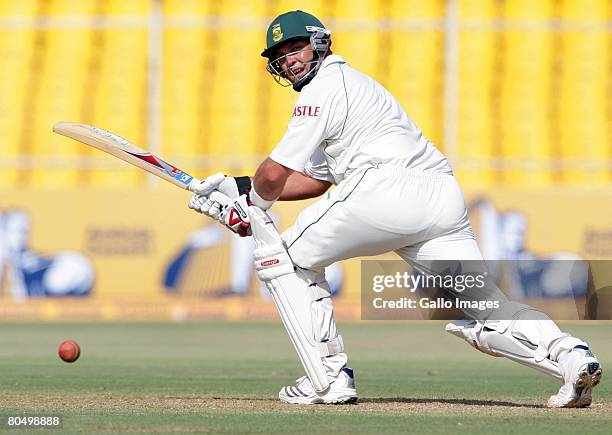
[269,54,451,184]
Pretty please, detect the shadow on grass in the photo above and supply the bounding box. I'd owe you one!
[360,397,545,408]
[207,396,545,408]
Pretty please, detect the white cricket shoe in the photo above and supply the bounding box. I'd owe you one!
[279,367,358,405]
[547,345,603,408]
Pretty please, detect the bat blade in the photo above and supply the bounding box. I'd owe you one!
[53,121,199,190]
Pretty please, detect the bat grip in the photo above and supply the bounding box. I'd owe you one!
[187,178,202,192]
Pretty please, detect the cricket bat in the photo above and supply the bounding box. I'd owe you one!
[53,122,200,190]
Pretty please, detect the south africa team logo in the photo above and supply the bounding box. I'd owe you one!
[272,23,283,42]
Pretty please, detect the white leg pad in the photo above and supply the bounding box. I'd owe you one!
[446,301,590,380]
[248,207,344,393]
[446,319,565,379]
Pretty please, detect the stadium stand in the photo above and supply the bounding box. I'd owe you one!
[498,0,556,186]
[205,0,268,176]
[557,0,610,184]
[0,0,608,188]
[0,0,38,187]
[385,0,445,152]
[163,0,211,166]
[29,0,99,187]
[88,0,148,186]
[456,0,498,185]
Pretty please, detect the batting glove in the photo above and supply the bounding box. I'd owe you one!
[191,172,252,199]
[188,192,251,237]
[218,194,252,237]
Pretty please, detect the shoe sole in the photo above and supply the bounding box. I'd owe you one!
[279,396,358,405]
[575,365,603,408]
[279,389,358,405]
[548,365,603,408]
[325,395,358,405]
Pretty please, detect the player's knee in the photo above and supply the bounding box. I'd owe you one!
[294,266,326,287]
[488,300,552,322]
[287,246,326,271]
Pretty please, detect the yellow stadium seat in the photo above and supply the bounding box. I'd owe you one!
[0,0,38,17]
[557,0,610,184]
[329,0,385,78]
[103,0,150,15]
[269,1,328,26]
[456,0,498,187]
[204,0,271,175]
[498,0,556,187]
[88,0,148,187]
[0,0,38,187]
[162,0,210,174]
[29,0,98,187]
[386,0,445,151]
[44,0,99,16]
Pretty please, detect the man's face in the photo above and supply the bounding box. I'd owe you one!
[274,39,314,83]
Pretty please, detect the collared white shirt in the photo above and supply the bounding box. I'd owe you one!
[270,54,451,184]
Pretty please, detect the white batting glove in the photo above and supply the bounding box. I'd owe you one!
[188,192,251,237]
[190,172,225,196]
[188,194,206,213]
[188,191,226,217]
[217,194,252,237]
[191,173,252,199]
[188,194,216,216]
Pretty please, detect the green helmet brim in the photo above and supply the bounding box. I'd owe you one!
[261,36,309,58]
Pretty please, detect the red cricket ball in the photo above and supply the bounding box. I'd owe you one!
[58,339,81,363]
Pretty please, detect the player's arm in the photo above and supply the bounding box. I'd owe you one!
[279,171,331,200]
[252,157,291,202]
[187,158,328,236]
[253,158,331,202]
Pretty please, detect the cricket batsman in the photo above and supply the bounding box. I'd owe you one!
[188,10,602,407]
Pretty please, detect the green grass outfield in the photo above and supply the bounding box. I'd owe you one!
[0,322,610,434]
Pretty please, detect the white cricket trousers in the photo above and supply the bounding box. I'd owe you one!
[282,164,484,270]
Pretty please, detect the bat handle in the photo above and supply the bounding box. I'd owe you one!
[187,177,202,193]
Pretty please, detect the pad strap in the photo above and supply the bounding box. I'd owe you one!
[310,285,331,301]
[318,335,344,357]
